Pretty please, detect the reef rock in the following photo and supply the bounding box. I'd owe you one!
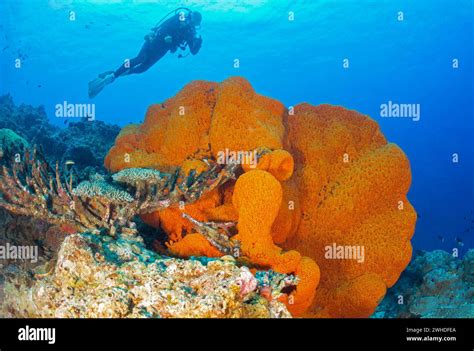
[2,232,291,318]
[104,76,416,317]
[0,128,29,149]
[0,94,120,173]
[373,250,474,318]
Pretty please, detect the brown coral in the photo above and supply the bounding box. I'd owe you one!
[104,77,416,317]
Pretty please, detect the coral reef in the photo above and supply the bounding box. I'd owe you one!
[0,128,29,150]
[0,96,137,314]
[0,147,241,240]
[0,77,416,318]
[0,207,68,312]
[0,210,67,263]
[0,94,120,173]
[373,250,474,318]
[1,232,293,318]
[0,95,126,288]
[103,77,416,317]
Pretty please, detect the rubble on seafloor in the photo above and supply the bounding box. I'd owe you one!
[0,231,295,318]
[373,249,474,318]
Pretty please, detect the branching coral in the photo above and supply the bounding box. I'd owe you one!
[0,145,246,245]
[0,147,82,229]
[104,77,416,318]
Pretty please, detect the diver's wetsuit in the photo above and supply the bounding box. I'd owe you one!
[114,12,202,77]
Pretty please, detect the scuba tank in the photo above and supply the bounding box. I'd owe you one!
[152,7,192,31]
[145,7,192,41]
[147,7,197,58]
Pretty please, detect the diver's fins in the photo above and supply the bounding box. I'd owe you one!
[98,70,114,78]
[88,72,115,99]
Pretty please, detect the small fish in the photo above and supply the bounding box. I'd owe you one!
[455,237,464,247]
[65,160,75,166]
[37,84,42,88]
[437,235,444,243]
[64,119,69,125]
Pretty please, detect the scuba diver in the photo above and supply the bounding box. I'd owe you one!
[88,8,203,98]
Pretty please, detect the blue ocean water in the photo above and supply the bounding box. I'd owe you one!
[0,0,472,253]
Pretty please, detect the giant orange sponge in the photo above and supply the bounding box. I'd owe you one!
[104,77,416,317]
[281,103,416,317]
